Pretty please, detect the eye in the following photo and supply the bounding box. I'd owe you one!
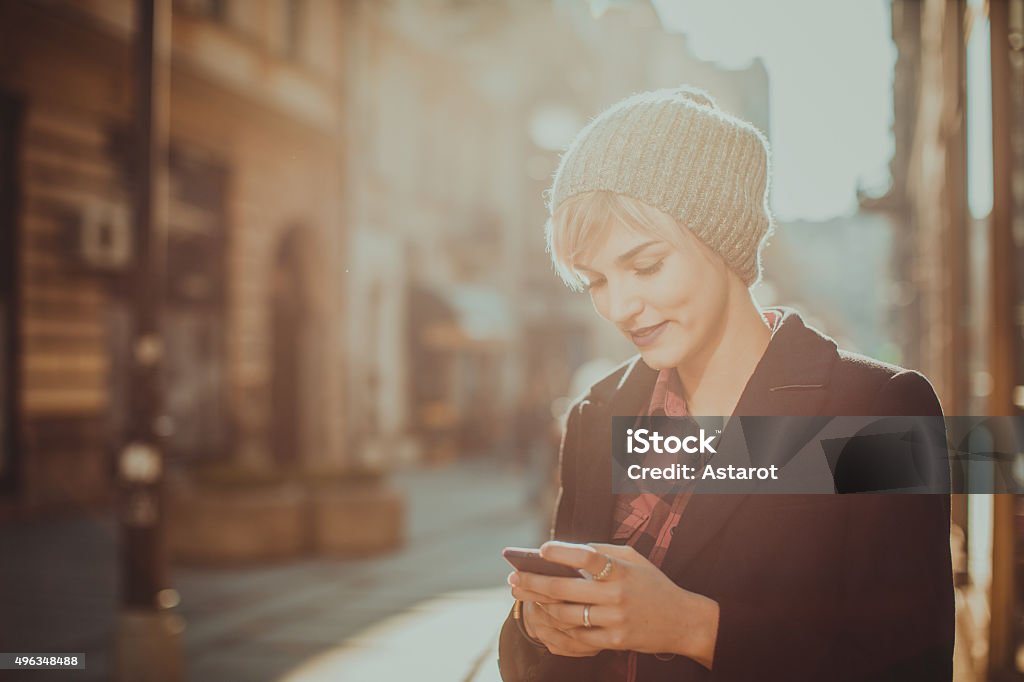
[635,260,664,277]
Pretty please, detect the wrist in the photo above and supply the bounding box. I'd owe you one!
[668,590,719,668]
[685,593,720,668]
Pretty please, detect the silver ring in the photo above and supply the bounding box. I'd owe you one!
[583,604,592,628]
[593,555,614,581]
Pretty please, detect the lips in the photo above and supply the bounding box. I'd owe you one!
[629,321,668,348]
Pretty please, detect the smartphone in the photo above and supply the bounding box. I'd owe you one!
[503,547,585,579]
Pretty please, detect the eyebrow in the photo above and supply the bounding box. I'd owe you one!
[573,240,664,272]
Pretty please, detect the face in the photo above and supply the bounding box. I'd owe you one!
[574,218,733,372]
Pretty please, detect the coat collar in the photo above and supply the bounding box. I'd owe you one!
[583,307,837,412]
[572,308,841,566]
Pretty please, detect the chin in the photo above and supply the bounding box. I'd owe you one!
[638,347,683,371]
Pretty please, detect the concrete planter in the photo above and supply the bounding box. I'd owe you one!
[309,482,405,556]
[166,467,405,563]
[166,478,307,563]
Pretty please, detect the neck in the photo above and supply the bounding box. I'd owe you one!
[675,288,772,416]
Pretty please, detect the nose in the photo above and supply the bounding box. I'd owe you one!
[601,279,643,328]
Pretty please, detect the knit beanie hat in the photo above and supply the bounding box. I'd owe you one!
[548,86,773,286]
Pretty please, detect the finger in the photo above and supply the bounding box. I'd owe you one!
[532,603,577,635]
[509,571,567,604]
[541,541,624,578]
[510,585,561,604]
[516,572,617,605]
[535,601,581,630]
[588,543,640,561]
[539,540,605,571]
[538,602,588,629]
[541,602,619,630]
[563,624,623,651]
[533,623,602,657]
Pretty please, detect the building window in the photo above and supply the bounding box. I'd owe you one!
[162,145,230,461]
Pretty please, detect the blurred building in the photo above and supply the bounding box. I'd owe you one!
[872,1,1024,678]
[0,0,351,518]
[344,0,770,464]
[972,0,1024,677]
[0,0,1021,677]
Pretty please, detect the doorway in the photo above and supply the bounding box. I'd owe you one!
[270,226,321,469]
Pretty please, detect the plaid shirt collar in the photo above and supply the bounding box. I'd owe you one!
[648,369,687,417]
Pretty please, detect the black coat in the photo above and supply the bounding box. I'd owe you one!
[498,309,954,681]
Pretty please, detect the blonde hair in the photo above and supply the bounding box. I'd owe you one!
[545,191,695,291]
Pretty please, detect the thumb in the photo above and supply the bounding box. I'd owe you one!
[588,542,640,563]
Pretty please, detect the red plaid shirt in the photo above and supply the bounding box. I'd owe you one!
[608,310,781,681]
[612,368,693,565]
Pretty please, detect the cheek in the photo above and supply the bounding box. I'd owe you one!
[650,269,694,312]
[589,291,611,322]
[666,251,726,307]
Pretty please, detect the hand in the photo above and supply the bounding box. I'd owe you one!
[511,541,719,667]
[507,561,602,655]
[522,599,604,657]
[507,565,603,657]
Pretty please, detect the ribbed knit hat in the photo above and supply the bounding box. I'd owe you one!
[548,86,772,286]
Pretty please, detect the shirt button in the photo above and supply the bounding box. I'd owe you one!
[670,526,677,536]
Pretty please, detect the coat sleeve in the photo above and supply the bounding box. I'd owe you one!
[710,370,954,681]
[833,370,954,680]
[497,400,602,681]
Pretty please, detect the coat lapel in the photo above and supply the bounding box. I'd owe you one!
[572,357,657,542]
[660,309,840,578]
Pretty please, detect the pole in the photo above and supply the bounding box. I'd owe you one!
[114,1,182,679]
[986,1,1017,676]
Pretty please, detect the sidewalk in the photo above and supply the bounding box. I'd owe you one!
[0,456,545,681]
[0,513,117,682]
[280,586,508,682]
[174,457,543,681]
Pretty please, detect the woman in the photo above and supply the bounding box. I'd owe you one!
[498,87,953,681]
